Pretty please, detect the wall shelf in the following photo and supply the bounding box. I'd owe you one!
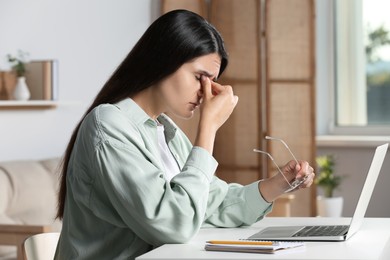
[0,100,58,109]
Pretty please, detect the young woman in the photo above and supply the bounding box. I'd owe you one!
[54,9,315,260]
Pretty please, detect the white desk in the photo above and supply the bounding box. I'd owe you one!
[137,217,390,260]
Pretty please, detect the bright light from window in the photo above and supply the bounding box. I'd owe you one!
[363,0,390,60]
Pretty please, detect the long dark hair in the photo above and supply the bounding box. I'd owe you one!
[56,9,228,219]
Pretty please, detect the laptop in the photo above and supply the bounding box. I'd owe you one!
[247,143,388,242]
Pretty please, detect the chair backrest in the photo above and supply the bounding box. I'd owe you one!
[23,232,60,260]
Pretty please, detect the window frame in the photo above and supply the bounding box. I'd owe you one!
[327,0,390,136]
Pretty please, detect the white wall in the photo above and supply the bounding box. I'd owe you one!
[0,0,158,161]
[318,146,390,218]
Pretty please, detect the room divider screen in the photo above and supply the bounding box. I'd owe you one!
[161,0,316,217]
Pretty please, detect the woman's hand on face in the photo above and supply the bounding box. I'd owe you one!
[198,75,238,132]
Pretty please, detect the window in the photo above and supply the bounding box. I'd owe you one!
[333,0,390,134]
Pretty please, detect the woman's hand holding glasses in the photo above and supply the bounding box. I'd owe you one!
[254,136,315,202]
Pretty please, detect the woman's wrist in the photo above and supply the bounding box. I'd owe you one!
[258,175,286,202]
[194,122,217,155]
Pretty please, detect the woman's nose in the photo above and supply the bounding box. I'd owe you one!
[197,89,203,98]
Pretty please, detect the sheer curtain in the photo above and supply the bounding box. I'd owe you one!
[335,0,367,126]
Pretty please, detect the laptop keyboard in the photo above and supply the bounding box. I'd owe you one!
[293,225,349,237]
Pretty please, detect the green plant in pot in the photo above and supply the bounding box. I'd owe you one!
[315,155,344,217]
[315,155,342,197]
[7,50,29,77]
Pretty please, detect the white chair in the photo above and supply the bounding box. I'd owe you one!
[22,232,60,260]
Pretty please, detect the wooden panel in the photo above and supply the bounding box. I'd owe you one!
[266,0,312,80]
[265,0,316,216]
[268,83,314,163]
[161,0,207,17]
[214,82,260,183]
[210,0,259,80]
[210,0,262,184]
[267,83,315,216]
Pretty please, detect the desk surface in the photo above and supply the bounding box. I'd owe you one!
[137,217,390,260]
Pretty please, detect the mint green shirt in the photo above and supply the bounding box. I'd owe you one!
[55,98,272,260]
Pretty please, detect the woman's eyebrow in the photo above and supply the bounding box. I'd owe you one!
[197,70,214,78]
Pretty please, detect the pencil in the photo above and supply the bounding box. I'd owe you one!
[206,240,274,246]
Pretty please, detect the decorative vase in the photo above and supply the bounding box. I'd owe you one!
[316,196,344,217]
[13,76,30,101]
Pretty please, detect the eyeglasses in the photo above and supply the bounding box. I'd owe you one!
[253,136,306,193]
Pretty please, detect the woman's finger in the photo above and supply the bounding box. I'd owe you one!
[210,80,228,95]
[201,75,212,99]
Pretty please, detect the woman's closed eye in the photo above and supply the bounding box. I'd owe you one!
[195,74,215,82]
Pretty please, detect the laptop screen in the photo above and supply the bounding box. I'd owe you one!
[346,143,388,240]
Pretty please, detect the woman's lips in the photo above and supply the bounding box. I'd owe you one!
[189,102,200,110]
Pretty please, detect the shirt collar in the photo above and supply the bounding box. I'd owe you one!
[114,98,152,125]
[114,98,177,142]
[157,114,177,143]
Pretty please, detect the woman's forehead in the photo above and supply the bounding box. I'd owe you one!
[186,53,221,78]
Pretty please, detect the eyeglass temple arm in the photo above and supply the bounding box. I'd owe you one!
[253,149,293,188]
[265,136,299,164]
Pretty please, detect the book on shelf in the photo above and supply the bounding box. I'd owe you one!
[204,240,305,254]
[25,60,58,101]
[0,71,16,100]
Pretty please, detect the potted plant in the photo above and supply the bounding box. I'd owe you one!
[315,155,344,217]
[7,50,31,100]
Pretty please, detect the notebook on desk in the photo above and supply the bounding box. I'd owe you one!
[247,143,388,242]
